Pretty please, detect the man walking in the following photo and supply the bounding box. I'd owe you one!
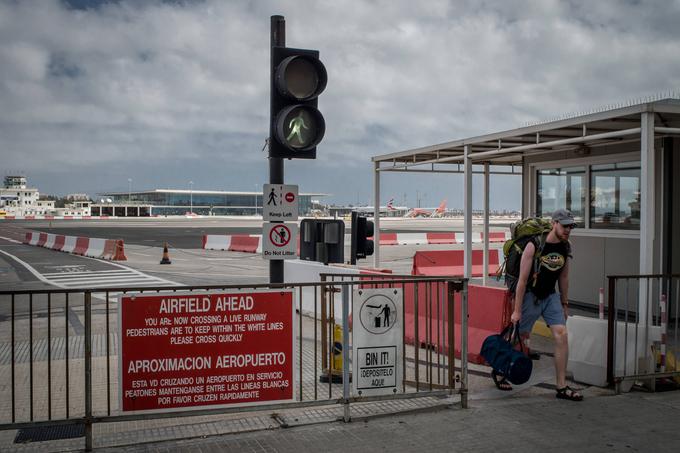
[500,209,582,401]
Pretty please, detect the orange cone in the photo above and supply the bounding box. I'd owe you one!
[160,242,172,264]
[113,240,127,261]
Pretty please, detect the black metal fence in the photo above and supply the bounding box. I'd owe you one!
[0,276,467,450]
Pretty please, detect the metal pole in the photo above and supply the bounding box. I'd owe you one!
[639,111,655,328]
[463,145,472,279]
[84,292,93,451]
[460,280,469,409]
[269,15,285,284]
[483,162,490,286]
[341,284,350,422]
[373,161,380,268]
[189,181,193,214]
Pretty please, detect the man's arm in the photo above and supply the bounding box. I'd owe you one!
[558,257,570,317]
[511,241,536,323]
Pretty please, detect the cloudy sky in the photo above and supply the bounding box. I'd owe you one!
[1,0,679,209]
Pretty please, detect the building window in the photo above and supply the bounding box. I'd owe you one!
[590,161,640,230]
[536,166,586,226]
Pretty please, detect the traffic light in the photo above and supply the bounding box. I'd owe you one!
[350,211,374,265]
[270,46,327,159]
[300,219,344,264]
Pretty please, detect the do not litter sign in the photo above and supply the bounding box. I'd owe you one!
[263,184,298,221]
[262,222,298,260]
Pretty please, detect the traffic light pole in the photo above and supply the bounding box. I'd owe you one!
[269,15,285,284]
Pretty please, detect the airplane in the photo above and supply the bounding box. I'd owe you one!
[404,199,447,218]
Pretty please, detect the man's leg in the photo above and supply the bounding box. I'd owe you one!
[550,324,568,388]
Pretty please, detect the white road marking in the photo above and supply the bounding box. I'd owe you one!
[0,235,22,244]
[0,248,179,289]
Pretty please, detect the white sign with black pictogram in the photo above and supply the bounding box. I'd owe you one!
[352,288,403,397]
[262,222,298,260]
[263,184,299,221]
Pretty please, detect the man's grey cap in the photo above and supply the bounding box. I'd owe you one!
[552,208,576,226]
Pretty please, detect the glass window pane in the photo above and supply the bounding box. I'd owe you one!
[590,161,640,230]
[536,166,586,226]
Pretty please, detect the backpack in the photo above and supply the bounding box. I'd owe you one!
[496,217,553,293]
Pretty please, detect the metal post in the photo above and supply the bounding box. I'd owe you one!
[483,162,490,286]
[84,292,93,451]
[607,277,616,385]
[373,161,380,268]
[460,280,468,409]
[269,15,285,284]
[341,284,350,422]
[639,111,655,328]
[463,145,472,279]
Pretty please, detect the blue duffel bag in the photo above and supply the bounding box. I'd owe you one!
[480,323,532,385]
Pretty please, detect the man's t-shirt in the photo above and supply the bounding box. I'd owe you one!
[529,240,571,299]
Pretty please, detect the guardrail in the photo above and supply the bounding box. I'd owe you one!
[607,273,680,392]
[0,277,467,450]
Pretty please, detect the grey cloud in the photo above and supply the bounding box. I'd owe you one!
[0,0,678,208]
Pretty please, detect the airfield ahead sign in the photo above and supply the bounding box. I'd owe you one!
[352,288,403,397]
[263,184,298,221]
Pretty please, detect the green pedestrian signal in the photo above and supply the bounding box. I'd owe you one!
[270,47,327,159]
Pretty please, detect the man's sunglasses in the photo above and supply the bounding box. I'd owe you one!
[562,223,576,230]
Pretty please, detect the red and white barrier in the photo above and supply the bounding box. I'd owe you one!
[202,231,510,253]
[1,216,118,220]
[24,231,125,260]
[202,235,262,253]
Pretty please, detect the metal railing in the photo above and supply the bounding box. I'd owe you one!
[607,273,680,391]
[0,276,467,450]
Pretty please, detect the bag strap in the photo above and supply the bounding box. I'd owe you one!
[501,323,525,353]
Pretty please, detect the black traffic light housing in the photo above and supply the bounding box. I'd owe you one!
[270,46,327,159]
[300,219,345,264]
[350,211,374,265]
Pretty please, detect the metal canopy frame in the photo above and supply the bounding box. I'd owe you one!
[371,98,680,285]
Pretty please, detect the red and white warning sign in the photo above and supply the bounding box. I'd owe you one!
[262,222,298,260]
[263,184,298,221]
[119,290,295,412]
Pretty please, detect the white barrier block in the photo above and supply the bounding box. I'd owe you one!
[567,315,661,387]
[44,234,56,249]
[397,233,428,245]
[204,235,232,251]
[454,232,465,243]
[87,238,107,258]
[284,260,360,319]
[62,236,77,253]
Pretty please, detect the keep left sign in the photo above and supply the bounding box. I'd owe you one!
[119,290,295,411]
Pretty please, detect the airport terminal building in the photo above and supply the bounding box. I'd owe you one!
[94,189,323,216]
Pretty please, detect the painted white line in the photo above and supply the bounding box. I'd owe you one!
[0,249,66,288]
[42,270,132,277]
[0,235,22,244]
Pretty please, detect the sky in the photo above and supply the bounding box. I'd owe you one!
[1,0,680,210]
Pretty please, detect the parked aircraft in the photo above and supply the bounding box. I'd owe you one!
[404,200,447,218]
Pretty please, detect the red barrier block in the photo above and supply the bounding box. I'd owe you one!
[377,233,398,245]
[37,233,48,247]
[53,235,65,251]
[485,232,507,243]
[229,235,260,253]
[73,237,89,255]
[426,232,457,244]
[412,249,499,277]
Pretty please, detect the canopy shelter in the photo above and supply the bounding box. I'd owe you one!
[371,97,680,309]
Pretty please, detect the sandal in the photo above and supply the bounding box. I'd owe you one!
[491,371,512,391]
[556,386,583,401]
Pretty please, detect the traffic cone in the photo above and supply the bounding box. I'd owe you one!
[160,242,172,264]
[113,240,127,261]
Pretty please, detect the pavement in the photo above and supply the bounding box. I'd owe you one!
[107,389,680,453]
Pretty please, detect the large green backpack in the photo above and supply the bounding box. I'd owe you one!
[497,217,553,293]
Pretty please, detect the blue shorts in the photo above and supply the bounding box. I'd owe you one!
[518,291,566,334]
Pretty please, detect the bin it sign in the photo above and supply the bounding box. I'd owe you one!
[119,290,295,412]
[352,288,403,397]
